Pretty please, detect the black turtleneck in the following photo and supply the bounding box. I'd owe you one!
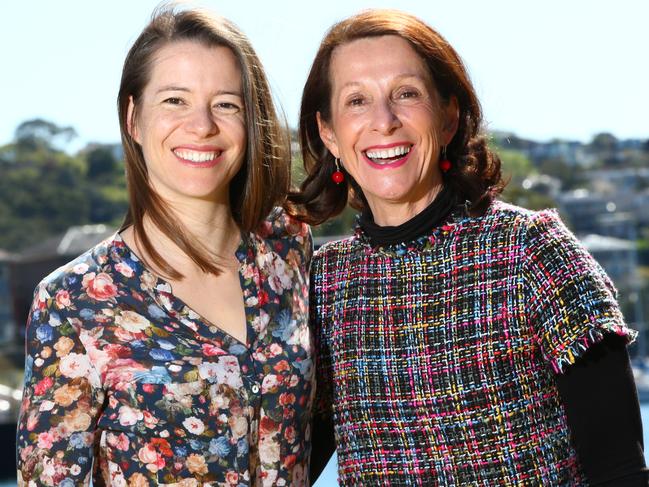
[358,185,456,246]
[313,191,649,485]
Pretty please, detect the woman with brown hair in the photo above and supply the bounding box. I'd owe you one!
[291,9,647,486]
[16,6,312,486]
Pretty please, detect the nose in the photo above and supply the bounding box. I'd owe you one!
[370,99,402,134]
[185,106,219,138]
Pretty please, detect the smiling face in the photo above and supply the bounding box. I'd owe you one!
[128,40,246,205]
[318,35,458,224]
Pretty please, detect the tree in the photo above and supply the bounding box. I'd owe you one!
[590,132,618,152]
[86,146,118,180]
[0,120,128,251]
[537,157,583,190]
[589,132,620,167]
[14,118,77,151]
[499,148,534,184]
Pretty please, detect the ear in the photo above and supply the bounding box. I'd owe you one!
[126,96,141,144]
[316,111,340,159]
[441,95,460,146]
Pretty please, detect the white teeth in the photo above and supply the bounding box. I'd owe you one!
[174,149,220,162]
[366,145,411,160]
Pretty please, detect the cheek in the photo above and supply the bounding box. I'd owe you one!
[223,116,247,145]
[235,123,247,147]
[335,119,365,156]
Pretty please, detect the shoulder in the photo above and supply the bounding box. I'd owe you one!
[483,200,541,227]
[254,207,313,263]
[479,200,568,239]
[500,202,605,284]
[311,235,356,272]
[314,235,356,256]
[35,234,120,304]
[256,207,310,241]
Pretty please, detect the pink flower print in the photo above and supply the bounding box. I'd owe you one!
[58,352,92,379]
[82,272,118,301]
[37,431,56,449]
[55,290,71,308]
[114,261,134,278]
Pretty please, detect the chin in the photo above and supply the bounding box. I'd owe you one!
[370,185,412,201]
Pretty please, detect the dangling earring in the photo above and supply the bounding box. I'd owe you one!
[331,158,345,184]
[439,146,451,173]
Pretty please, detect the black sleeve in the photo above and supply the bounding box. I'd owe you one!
[308,253,337,485]
[556,333,649,486]
[309,413,336,485]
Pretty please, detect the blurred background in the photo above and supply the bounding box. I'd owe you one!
[1,1,648,485]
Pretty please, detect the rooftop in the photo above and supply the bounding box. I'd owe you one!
[18,224,115,262]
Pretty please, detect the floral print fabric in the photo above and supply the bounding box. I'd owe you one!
[16,209,313,486]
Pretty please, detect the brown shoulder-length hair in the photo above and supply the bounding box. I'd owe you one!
[118,5,289,278]
[288,9,504,225]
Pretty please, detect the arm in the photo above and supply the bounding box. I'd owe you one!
[308,251,336,484]
[557,334,648,486]
[16,283,104,486]
[309,413,336,484]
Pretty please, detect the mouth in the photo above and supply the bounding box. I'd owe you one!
[173,149,221,163]
[173,147,223,167]
[362,143,412,167]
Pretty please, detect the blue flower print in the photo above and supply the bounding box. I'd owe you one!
[209,436,232,457]
[134,365,171,384]
[36,324,53,343]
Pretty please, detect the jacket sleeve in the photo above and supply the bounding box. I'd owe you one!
[522,209,636,373]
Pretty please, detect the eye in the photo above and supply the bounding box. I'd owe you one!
[396,88,420,100]
[215,101,241,113]
[163,97,184,106]
[347,96,365,107]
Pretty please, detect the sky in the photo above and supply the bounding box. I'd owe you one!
[2,0,648,152]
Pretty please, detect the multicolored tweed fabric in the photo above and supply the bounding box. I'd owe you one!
[311,201,636,486]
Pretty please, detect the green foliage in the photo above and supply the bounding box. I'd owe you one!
[589,132,618,152]
[312,206,357,238]
[14,118,77,152]
[0,120,127,252]
[87,146,119,180]
[497,148,558,210]
[498,148,534,183]
[501,186,559,212]
[537,158,583,190]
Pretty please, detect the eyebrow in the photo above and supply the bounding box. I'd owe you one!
[394,73,429,82]
[338,73,429,91]
[155,86,243,97]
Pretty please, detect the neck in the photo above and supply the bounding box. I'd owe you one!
[132,197,241,276]
[163,198,239,253]
[367,183,444,227]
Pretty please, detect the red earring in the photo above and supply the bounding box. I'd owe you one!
[331,158,345,184]
[439,146,451,173]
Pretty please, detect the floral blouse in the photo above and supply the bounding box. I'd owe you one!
[16,209,313,487]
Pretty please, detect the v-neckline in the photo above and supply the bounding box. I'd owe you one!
[111,231,259,349]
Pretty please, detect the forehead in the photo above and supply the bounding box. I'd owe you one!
[329,35,431,87]
[147,40,242,87]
